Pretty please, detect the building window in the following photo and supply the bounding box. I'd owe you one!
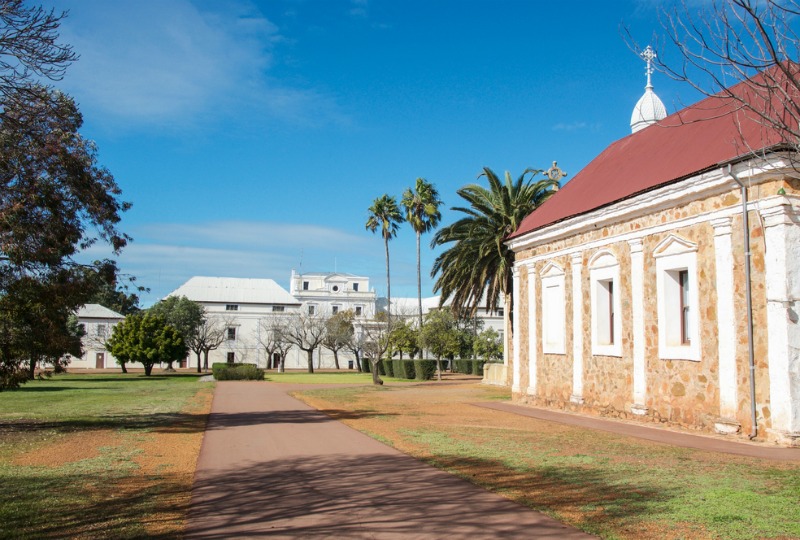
[302,281,309,290]
[225,304,239,311]
[227,327,236,341]
[679,270,690,344]
[355,306,362,316]
[654,235,700,361]
[332,285,340,293]
[332,305,339,314]
[227,352,235,364]
[353,283,359,291]
[589,250,622,357]
[272,306,285,312]
[95,324,106,337]
[540,263,566,355]
[308,305,316,315]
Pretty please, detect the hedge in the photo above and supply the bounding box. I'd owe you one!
[381,358,394,377]
[392,359,415,379]
[212,364,265,381]
[471,359,486,376]
[452,359,487,376]
[413,359,437,380]
[453,359,470,374]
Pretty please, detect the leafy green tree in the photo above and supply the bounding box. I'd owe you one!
[0,272,87,386]
[366,194,404,319]
[86,274,144,315]
[105,313,186,376]
[401,178,442,328]
[418,309,460,381]
[431,167,557,327]
[147,296,203,370]
[323,310,354,370]
[389,318,419,360]
[473,327,503,362]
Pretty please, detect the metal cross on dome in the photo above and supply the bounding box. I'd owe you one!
[641,45,656,88]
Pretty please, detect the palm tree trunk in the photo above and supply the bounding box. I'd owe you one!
[384,236,391,320]
[416,230,422,329]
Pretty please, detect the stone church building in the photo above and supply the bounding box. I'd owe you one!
[507,57,799,446]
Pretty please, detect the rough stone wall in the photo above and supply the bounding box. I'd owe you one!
[512,176,787,440]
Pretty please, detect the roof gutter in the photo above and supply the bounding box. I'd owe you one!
[726,163,758,440]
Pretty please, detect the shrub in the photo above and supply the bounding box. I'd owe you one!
[213,364,265,381]
[454,359,471,374]
[382,358,394,377]
[414,359,437,380]
[393,359,415,379]
[471,359,486,376]
[361,358,372,374]
[212,362,249,379]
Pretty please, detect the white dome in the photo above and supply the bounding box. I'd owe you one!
[630,86,667,133]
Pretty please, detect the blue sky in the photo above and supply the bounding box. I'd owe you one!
[42,0,702,306]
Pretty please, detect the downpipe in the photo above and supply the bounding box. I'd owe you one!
[727,164,758,440]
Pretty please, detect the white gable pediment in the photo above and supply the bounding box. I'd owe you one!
[540,261,565,278]
[653,234,698,259]
[588,249,618,269]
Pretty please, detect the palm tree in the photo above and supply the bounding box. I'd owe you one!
[401,178,442,329]
[366,194,404,319]
[430,167,558,326]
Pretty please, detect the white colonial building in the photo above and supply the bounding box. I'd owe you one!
[168,276,305,368]
[67,304,125,369]
[289,270,376,319]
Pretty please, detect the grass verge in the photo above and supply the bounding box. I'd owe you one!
[0,373,213,538]
[264,370,410,384]
[295,382,800,540]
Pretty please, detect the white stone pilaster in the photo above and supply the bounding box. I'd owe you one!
[712,217,740,432]
[527,266,538,395]
[761,203,800,443]
[570,253,584,404]
[512,266,522,393]
[628,239,647,415]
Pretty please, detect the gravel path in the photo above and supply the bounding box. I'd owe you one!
[187,381,595,539]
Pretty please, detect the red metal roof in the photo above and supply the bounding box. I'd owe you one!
[510,72,796,240]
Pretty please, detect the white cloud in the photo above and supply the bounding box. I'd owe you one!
[136,221,371,252]
[54,0,348,130]
[551,121,602,132]
[79,219,382,305]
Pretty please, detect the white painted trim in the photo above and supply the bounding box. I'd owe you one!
[628,239,647,412]
[540,263,566,355]
[571,253,584,400]
[589,252,622,358]
[507,157,794,253]
[655,236,701,361]
[527,266,538,395]
[512,266,521,393]
[712,217,738,420]
[761,202,800,436]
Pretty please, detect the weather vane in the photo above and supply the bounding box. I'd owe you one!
[641,45,656,88]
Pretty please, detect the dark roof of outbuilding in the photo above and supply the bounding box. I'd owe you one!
[510,69,796,240]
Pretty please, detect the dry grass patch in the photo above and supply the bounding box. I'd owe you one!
[296,381,800,540]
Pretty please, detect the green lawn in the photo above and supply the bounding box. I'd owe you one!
[0,373,210,539]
